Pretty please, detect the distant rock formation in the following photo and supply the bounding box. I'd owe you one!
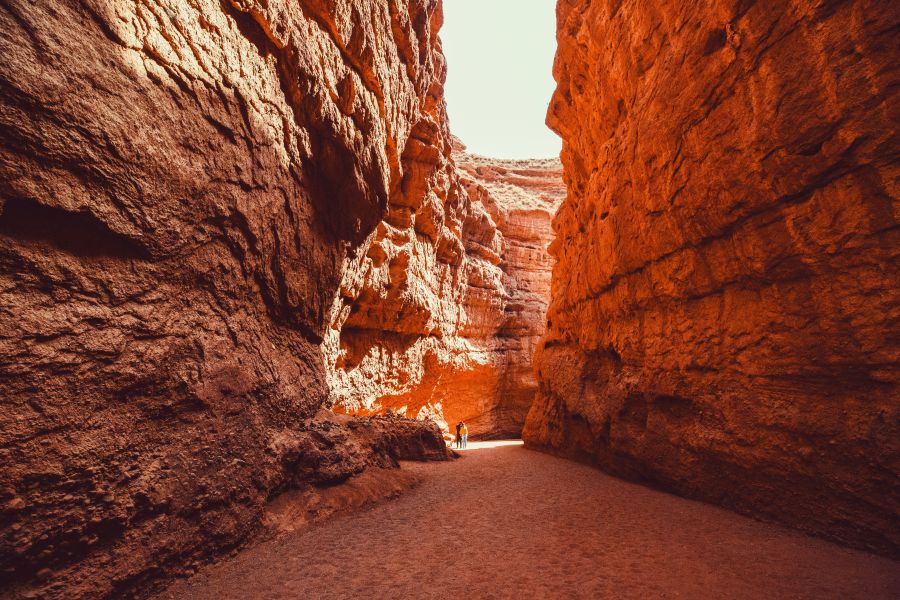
[327,138,563,439]
[524,0,899,557]
[456,149,564,435]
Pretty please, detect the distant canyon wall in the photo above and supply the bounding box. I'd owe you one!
[525,0,899,556]
[328,143,563,438]
[0,1,452,597]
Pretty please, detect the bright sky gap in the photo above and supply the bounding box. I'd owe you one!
[441,0,561,159]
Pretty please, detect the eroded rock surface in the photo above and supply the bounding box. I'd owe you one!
[525,0,900,556]
[455,150,565,434]
[0,0,451,597]
[327,142,563,438]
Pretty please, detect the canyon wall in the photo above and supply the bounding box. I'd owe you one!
[328,143,563,438]
[0,1,452,597]
[525,0,899,556]
[455,151,564,434]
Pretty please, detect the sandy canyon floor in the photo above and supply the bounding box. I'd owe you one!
[161,442,899,599]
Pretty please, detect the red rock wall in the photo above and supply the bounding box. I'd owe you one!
[524,0,900,556]
[327,144,563,439]
[457,152,565,434]
[0,0,451,597]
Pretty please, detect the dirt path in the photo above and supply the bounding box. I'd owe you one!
[161,441,899,599]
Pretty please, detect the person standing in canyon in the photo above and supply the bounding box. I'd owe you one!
[461,422,468,448]
[455,421,464,449]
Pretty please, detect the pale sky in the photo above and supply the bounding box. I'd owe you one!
[441,0,561,159]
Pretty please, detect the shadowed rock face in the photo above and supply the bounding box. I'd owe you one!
[524,0,900,556]
[327,143,563,439]
[0,0,451,597]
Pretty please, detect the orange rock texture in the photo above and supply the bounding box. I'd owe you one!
[524,0,900,556]
[327,141,563,439]
[0,1,451,597]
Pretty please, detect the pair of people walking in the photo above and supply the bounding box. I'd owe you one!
[455,421,468,449]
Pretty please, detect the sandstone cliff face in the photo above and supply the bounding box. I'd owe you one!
[0,1,451,597]
[456,152,565,434]
[525,0,900,556]
[327,145,563,438]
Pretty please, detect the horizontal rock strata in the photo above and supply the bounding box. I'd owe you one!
[525,0,900,556]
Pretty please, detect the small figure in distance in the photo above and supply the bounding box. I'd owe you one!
[455,420,463,449]
[461,421,468,449]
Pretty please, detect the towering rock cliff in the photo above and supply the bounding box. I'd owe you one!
[455,150,564,434]
[327,142,563,438]
[0,1,452,597]
[525,0,900,556]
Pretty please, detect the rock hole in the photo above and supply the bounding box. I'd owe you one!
[0,197,149,260]
[702,27,727,56]
[619,394,649,428]
[797,140,824,156]
[652,394,695,420]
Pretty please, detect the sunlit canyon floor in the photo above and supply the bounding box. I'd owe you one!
[160,443,899,599]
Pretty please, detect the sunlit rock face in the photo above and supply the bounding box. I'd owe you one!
[0,0,451,597]
[327,142,563,439]
[524,0,900,556]
[456,151,565,434]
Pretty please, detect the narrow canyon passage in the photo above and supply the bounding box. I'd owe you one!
[2,0,897,597]
[161,446,899,600]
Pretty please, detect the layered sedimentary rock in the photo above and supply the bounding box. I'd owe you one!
[525,0,900,555]
[455,150,565,433]
[327,143,563,438]
[0,1,451,597]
